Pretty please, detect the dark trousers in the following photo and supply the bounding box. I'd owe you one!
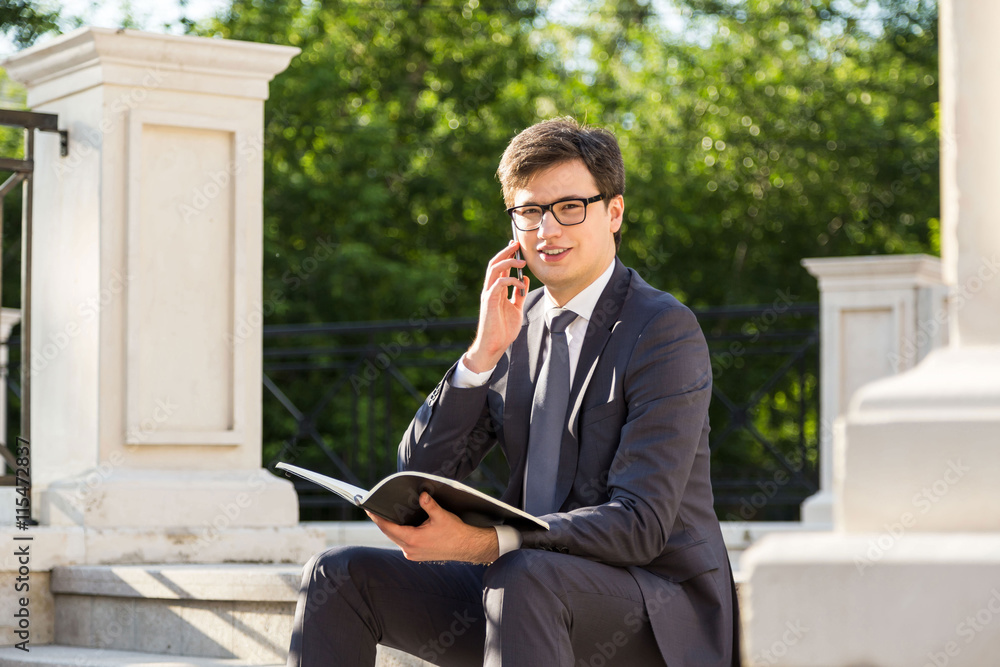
[286,546,667,667]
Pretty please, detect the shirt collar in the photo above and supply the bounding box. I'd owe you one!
[543,258,616,323]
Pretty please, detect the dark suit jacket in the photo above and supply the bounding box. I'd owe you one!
[399,258,739,666]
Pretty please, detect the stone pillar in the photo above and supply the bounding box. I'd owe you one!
[799,255,947,525]
[1,28,323,562]
[741,1,1000,665]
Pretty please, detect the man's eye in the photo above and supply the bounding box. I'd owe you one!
[519,207,542,216]
[559,203,581,210]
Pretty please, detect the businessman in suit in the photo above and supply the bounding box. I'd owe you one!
[287,117,738,666]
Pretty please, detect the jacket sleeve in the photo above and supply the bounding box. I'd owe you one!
[397,361,502,481]
[519,304,713,567]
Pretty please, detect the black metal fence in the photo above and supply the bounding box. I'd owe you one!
[263,302,820,523]
[0,335,21,484]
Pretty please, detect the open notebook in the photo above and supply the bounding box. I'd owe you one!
[276,462,549,530]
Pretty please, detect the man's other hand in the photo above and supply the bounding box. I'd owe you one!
[367,492,500,564]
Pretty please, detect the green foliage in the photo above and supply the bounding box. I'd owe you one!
[0,0,60,48]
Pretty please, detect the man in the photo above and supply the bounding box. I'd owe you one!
[287,117,739,666]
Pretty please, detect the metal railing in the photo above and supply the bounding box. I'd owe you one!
[263,303,820,522]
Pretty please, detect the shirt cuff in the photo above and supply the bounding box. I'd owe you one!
[494,525,522,556]
[450,354,496,388]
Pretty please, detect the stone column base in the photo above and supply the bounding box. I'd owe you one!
[741,532,1000,667]
[836,347,1000,533]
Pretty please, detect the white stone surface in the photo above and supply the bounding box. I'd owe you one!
[39,470,299,529]
[799,254,947,525]
[0,524,325,568]
[0,527,86,571]
[51,564,303,601]
[0,570,53,647]
[1,27,301,531]
[741,533,1000,667]
[836,348,1000,532]
[81,525,326,566]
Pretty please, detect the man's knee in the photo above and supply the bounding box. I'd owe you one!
[302,546,378,605]
[483,549,563,603]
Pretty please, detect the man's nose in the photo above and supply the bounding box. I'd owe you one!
[537,209,562,238]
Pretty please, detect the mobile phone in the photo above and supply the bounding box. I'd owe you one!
[510,219,524,297]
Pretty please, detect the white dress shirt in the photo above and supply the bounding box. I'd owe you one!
[450,259,617,557]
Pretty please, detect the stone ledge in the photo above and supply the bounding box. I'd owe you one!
[0,525,326,568]
[0,645,277,667]
[52,564,302,601]
[0,645,430,667]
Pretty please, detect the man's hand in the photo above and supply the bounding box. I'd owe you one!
[464,241,530,373]
[367,492,500,564]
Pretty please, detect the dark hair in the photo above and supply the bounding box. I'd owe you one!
[497,117,625,251]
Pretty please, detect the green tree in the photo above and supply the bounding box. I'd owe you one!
[0,0,60,49]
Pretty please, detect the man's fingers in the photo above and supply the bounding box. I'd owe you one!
[483,242,523,289]
[484,278,529,310]
[419,492,440,518]
[420,492,457,521]
[512,275,530,304]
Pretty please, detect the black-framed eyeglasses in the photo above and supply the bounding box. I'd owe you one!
[506,194,605,231]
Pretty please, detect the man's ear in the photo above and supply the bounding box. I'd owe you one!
[609,194,624,233]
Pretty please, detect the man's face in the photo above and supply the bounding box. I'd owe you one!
[511,159,624,306]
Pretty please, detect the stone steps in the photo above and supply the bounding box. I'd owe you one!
[9,563,430,667]
[0,645,426,667]
[0,645,278,667]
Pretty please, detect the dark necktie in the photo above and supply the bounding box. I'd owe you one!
[524,308,577,516]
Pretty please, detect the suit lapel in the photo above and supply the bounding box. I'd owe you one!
[553,259,631,509]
